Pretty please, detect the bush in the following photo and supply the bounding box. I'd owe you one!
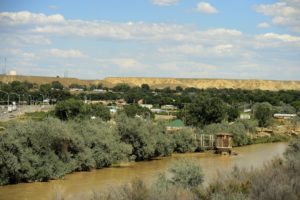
[0,118,131,185]
[116,114,171,161]
[55,99,110,121]
[253,102,273,127]
[167,158,204,189]
[173,128,197,153]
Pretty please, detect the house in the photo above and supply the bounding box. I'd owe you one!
[273,113,297,120]
[70,88,83,92]
[93,89,107,93]
[240,113,251,120]
[115,99,126,107]
[151,108,163,113]
[166,119,184,131]
[140,104,153,109]
[161,105,178,110]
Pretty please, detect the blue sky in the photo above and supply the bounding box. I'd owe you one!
[0,0,299,80]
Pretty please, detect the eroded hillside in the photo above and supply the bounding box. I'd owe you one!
[1,75,300,91]
[101,77,300,91]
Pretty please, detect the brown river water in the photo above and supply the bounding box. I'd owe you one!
[0,142,288,200]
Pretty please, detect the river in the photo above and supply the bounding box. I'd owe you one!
[0,142,288,200]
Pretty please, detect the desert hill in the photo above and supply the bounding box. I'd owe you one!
[1,75,300,91]
[0,75,91,87]
[101,77,300,91]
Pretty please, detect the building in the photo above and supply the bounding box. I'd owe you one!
[7,70,17,76]
[161,105,178,110]
[151,108,163,113]
[215,133,233,154]
[240,113,251,120]
[166,119,184,131]
[140,104,153,109]
[92,89,107,93]
[273,113,297,120]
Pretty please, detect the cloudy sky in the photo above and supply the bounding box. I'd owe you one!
[0,0,299,80]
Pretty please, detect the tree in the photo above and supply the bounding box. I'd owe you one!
[80,103,111,121]
[253,102,273,127]
[141,84,150,91]
[69,83,84,89]
[55,99,83,120]
[39,84,52,97]
[185,97,227,127]
[51,81,64,90]
[122,104,154,119]
[113,83,131,92]
[227,106,240,122]
[175,86,183,92]
[116,114,168,161]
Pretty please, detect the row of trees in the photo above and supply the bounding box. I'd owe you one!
[1,81,300,112]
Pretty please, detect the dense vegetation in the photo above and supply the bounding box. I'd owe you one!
[51,138,300,200]
[1,111,283,186]
[1,81,300,111]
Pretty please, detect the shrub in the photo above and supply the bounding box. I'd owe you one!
[173,128,197,153]
[116,114,171,161]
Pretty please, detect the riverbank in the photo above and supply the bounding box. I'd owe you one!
[0,116,295,187]
[0,142,289,200]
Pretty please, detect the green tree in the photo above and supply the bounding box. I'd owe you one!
[173,128,197,153]
[185,97,227,127]
[141,84,150,91]
[122,104,154,119]
[253,102,273,127]
[113,83,131,92]
[55,99,83,120]
[80,103,111,121]
[227,106,240,122]
[51,81,64,90]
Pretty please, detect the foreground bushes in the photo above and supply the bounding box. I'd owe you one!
[0,116,195,185]
[0,118,132,185]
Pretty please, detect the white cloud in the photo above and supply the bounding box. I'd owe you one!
[257,22,270,28]
[255,32,300,48]
[1,11,244,44]
[151,0,179,6]
[196,2,218,14]
[0,11,64,25]
[255,0,300,32]
[256,33,300,42]
[48,49,86,58]
[159,44,236,57]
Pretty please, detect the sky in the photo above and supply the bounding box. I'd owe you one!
[0,0,299,80]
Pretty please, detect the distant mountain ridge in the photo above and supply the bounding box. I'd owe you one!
[1,75,300,91]
[102,77,300,91]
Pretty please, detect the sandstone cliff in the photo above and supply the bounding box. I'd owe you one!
[1,75,300,91]
[101,77,300,91]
